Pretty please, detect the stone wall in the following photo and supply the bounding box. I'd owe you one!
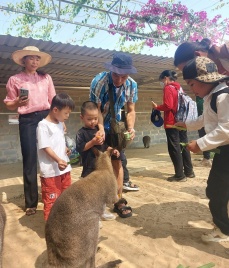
[0,87,198,163]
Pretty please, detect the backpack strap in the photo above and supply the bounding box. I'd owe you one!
[169,85,179,115]
[210,87,229,113]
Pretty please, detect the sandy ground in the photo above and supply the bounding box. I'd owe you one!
[1,143,229,268]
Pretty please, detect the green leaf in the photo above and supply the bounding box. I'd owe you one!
[180,142,189,147]
[67,156,80,165]
[197,262,215,268]
[166,124,187,131]
[177,263,215,268]
[209,148,220,154]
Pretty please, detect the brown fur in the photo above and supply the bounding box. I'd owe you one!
[0,204,6,268]
[45,148,117,268]
[143,135,151,148]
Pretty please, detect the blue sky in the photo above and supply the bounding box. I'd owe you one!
[0,0,228,57]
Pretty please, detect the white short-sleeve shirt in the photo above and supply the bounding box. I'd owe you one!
[37,119,71,178]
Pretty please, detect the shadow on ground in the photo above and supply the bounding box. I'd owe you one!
[115,200,229,260]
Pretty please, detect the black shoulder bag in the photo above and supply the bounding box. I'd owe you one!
[107,84,128,152]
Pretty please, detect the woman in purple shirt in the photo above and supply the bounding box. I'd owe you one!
[4,46,56,216]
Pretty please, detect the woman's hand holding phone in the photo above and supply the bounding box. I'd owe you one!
[19,88,28,98]
[18,88,29,107]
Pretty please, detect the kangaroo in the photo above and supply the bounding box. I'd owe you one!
[143,136,151,148]
[0,204,6,268]
[45,148,118,268]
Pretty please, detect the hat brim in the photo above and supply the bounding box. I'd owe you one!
[12,50,52,67]
[104,62,137,74]
[194,73,229,84]
[152,118,164,127]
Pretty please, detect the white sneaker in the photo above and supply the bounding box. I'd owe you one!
[101,211,116,221]
[201,228,229,242]
[196,158,212,167]
[123,181,139,191]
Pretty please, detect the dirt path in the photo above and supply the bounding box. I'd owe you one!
[1,144,229,267]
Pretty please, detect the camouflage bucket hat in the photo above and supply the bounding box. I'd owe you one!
[183,56,229,83]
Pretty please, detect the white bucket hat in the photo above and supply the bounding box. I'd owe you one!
[11,46,52,67]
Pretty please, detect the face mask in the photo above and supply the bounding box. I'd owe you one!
[159,81,164,88]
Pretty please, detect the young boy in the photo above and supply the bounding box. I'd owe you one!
[37,93,75,221]
[177,56,229,242]
[76,101,120,221]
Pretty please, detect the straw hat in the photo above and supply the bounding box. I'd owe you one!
[104,52,137,75]
[11,46,52,67]
[183,56,229,83]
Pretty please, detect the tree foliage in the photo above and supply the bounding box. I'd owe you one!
[5,0,105,40]
[109,0,229,47]
[213,0,229,10]
[4,0,229,49]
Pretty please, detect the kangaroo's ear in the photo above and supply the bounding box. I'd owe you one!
[92,147,101,157]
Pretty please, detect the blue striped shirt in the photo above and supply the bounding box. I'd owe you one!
[90,71,138,129]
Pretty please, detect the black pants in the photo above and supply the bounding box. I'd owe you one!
[198,127,210,160]
[19,110,49,209]
[121,151,129,183]
[206,145,229,235]
[165,128,193,177]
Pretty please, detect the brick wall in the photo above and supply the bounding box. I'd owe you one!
[0,87,198,163]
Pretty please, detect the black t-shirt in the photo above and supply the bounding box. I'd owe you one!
[76,126,108,177]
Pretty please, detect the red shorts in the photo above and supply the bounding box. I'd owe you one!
[40,172,71,221]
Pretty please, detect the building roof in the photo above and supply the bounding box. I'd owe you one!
[0,34,186,91]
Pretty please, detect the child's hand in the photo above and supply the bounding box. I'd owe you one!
[58,159,68,171]
[187,140,201,153]
[92,136,104,146]
[112,149,120,158]
[95,130,105,141]
[66,147,71,156]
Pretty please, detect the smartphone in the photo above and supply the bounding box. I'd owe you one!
[19,88,29,99]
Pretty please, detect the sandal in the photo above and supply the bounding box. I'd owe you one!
[25,207,37,216]
[113,198,132,218]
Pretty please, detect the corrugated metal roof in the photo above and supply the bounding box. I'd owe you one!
[0,34,186,91]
